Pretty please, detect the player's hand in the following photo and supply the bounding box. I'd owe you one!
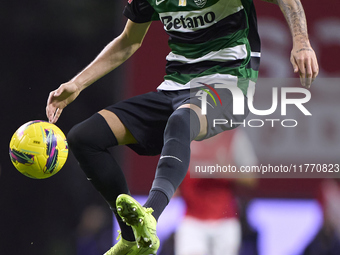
[290,44,319,89]
[46,82,80,123]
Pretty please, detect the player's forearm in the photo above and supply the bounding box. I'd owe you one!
[70,36,141,91]
[277,0,311,48]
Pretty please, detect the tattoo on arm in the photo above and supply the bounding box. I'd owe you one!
[277,0,308,40]
[296,48,313,53]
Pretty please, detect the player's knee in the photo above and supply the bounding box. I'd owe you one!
[165,108,200,141]
[67,121,92,152]
[67,124,82,150]
[167,109,188,129]
[67,113,118,153]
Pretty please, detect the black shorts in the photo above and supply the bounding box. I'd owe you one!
[106,89,249,156]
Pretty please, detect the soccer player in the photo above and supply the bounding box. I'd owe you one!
[46,0,318,254]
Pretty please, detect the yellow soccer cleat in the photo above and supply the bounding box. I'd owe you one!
[116,194,160,255]
[104,231,139,255]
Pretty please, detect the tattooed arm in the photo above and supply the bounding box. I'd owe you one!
[277,0,319,88]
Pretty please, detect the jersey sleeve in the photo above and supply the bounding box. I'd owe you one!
[123,0,159,23]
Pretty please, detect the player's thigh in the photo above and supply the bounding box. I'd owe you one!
[212,218,241,255]
[98,109,137,145]
[175,217,209,255]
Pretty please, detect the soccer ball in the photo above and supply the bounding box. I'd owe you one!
[9,120,68,179]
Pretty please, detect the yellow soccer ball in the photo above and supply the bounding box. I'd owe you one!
[9,120,68,179]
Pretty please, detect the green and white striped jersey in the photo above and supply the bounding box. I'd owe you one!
[124,0,260,95]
